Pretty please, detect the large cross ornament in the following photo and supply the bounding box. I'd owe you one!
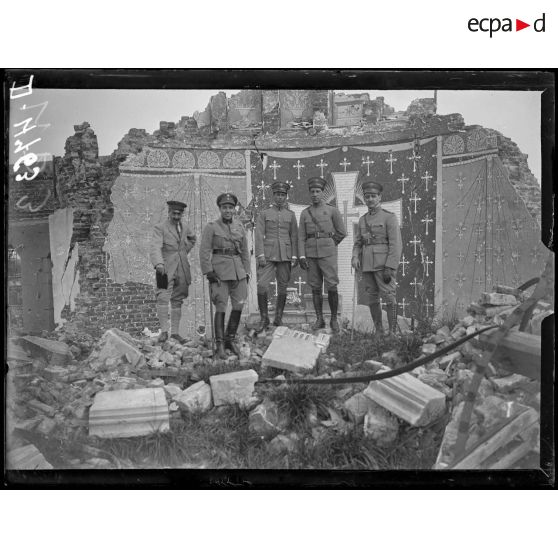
[421,171,433,191]
[397,172,409,194]
[407,151,422,172]
[421,213,433,236]
[399,254,409,276]
[340,158,351,172]
[410,192,421,214]
[294,276,306,295]
[385,151,397,175]
[361,156,374,176]
[293,160,305,180]
[316,158,328,178]
[410,235,421,257]
[270,160,281,180]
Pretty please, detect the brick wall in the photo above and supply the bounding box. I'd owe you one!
[56,122,158,337]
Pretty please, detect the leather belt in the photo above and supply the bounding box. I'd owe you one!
[307,232,333,239]
[365,239,387,245]
[213,249,239,255]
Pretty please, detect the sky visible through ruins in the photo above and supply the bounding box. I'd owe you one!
[10,88,542,183]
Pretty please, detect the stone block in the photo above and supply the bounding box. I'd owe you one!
[164,384,183,399]
[438,351,462,369]
[364,359,384,372]
[363,404,399,446]
[7,444,53,470]
[263,328,326,373]
[421,343,437,355]
[175,381,212,413]
[20,336,72,366]
[481,292,518,306]
[28,399,56,417]
[89,388,169,438]
[97,328,145,368]
[249,400,288,440]
[364,373,447,427]
[209,369,258,406]
[42,366,70,381]
[344,392,377,424]
[491,374,531,393]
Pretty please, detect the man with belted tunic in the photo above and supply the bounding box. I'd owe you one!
[254,181,298,331]
[150,200,196,343]
[298,176,346,332]
[351,181,402,335]
[200,192,251,359]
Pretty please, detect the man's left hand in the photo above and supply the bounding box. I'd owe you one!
[291,257,298,269]
[383,267,396,284]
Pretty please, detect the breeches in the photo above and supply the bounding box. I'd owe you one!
[256,261,292,294]
[210,278,247,312]
[307,257,339,291]
[362,270,396,305]
[156,269,189,309]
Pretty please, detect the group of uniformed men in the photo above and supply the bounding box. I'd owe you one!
[150,176,401,359]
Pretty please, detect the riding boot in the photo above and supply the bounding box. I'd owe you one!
[214,311,227,359]
[369,303,384,335]
[156,303,169,343]
[312,291,326,330]
[273,293,287,327]
[328,290,340,333]
[170,307,186,343]
[225,309,242,357]
[386,303,398,335]
[255,293,270,333]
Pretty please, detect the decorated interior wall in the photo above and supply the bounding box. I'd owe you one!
[105,147,248,336]
[248,137,437,323]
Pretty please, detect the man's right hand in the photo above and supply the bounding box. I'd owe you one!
[299,257,309,271]
[206,271,219,284]
[155,264,165,274]
[351,256,361,271]
[257,255,266,268]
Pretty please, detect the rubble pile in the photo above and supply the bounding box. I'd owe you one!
[6,283,548,470]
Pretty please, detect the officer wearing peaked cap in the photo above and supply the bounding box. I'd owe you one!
[254,181,299,331]
[352,181,402,335]
[150,200,196,344]
[298,176,346,333]
[199,192,251,359]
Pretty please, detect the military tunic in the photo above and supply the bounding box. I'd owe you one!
[298,201,346,291]
[352,206,402,305]
[200,216,251,312]
[254,204,298,295]
[150,218,196,308]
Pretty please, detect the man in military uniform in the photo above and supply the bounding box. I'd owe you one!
[200,192,251,359]
[254,181,299,331]
[298,176,346,332]
[351,181,402,335]
[150,200,196,344]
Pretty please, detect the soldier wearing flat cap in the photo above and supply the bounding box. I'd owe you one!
[253,181,299,331]
[298,176,346,332]
[352,181,402,335]
[150,200,196,343]
[199,192,251,359]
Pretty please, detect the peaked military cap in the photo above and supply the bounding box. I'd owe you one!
[361,181,384,195]
[271,181,290,194]
[307,176,327,190]
[216,192,238,207]
[167,200,187,210]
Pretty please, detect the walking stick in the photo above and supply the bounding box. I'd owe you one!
[351,269,358,342]
[208,282,215,352]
